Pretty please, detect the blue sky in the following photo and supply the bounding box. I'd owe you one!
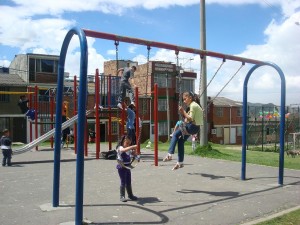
[0,0,299,105]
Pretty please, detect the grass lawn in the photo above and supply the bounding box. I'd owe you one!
[145,141,300,170]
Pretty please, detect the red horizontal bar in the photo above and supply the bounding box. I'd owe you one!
[83,29,266,65]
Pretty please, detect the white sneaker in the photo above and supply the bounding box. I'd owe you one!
[94,105,103,110]
[117,103,123,109]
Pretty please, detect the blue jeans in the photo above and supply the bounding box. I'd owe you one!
[2,149,12,166]
[168,129,189,163]
[127,128,136,145]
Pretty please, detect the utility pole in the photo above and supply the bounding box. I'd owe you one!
[200,0,208,146]
[166,72,170,140]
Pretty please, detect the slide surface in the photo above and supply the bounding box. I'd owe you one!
[13,110,92,155]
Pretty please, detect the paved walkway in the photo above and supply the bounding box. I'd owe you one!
[1,144,300,225]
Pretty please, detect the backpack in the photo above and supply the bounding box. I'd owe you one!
[102,150,117,160]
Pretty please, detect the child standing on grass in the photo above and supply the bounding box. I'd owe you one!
[116,135,138,202]
[1,129,12,166]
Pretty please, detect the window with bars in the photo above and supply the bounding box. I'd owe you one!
[158,99,167,111]
[153,73,172,88]
[112,121,118,135]
[216,107,223,117]
[176,78,194,93]
[237,107,242,117]
[158,121,168,135]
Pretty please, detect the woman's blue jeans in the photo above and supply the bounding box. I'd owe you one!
[168,129,189,163]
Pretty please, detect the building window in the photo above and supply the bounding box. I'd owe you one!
[176,78,194,93]
[216,107,223,117]
[138,99,149,115]
[237,107,242,117]
[0,87,9,102]
[39,90,50,102]
[29,58,36,81]
[112,121,118,134]
[216,127,223,137]
[158,121,168,135]
[36,59,58,73]
[30,58,58,81]
[153,73,172,88]
[237,126,242,136]
[158,99,167,111]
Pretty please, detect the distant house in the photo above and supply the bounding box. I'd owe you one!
[207,97,243,145]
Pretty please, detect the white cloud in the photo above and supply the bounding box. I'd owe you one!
[128,45,138,54]
[0,0,300,105]
[0,59,11,67]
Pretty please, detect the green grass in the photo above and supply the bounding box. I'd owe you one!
[151,141,300,170]
[255,208,300,225]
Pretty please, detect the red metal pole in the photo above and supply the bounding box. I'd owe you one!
[135,87,140,154]
[154,84,158,166]
[121,105,125,135]
[108,76,112,150]
[73,75,77,154]
[95,69,100,159]
[28,87,33,143]
[35,85,39,151]
[84,119,88,157]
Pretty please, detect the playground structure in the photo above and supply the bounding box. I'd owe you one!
[247,105,300,150]
[52,27,286,225]
[12,110,92,154]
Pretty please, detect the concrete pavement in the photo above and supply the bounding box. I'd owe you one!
[1,144,299,225]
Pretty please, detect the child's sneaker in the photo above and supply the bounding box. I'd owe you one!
[172,163,184,170]
[163,154,172,162]
[94,104,103,110]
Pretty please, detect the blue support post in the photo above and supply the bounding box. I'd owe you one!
[241,62,286,185]
[52,27,88,225]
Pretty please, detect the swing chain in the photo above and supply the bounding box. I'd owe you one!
[199,58,226,98]
[204,62,245,111]
[136,45,151,146]
[115,40,119,75]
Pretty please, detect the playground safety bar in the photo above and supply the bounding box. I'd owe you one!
[83,29,267,66]
[13,110,92,155]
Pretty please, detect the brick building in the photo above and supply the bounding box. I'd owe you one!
[1,54,256,145]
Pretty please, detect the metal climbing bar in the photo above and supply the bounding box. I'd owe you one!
[83,29,267,65]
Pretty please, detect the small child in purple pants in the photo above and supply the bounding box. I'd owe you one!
[116,135,138,202]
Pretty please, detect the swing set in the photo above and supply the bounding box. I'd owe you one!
[52,27,286,225]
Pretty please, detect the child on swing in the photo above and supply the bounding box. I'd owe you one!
[116,135,138,202]
[116,66,136,109]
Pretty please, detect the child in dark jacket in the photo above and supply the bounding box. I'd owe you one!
[116,135,138,202]
[116,66,136,109]
[18,95,35,121]
[1,129,12,166]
